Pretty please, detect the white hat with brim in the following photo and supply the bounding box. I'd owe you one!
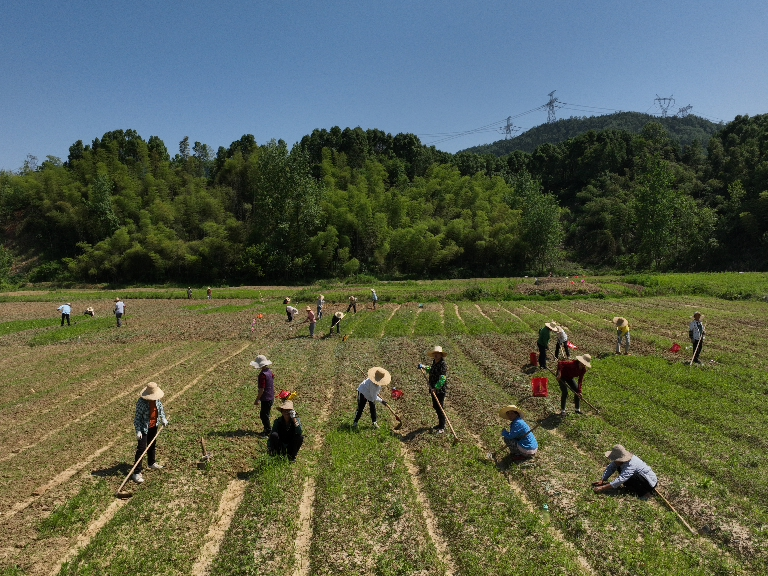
[140,382,164,400]
[334,311,345,319]
[250,355,272,369]
[576,354,592,369]
[605,444,633,463]
[498,405,525,420]
[279,400,294,411]
[367,366,391,387]
[428,345,447,359]
[545,322,558,331]
[613,317,628,327]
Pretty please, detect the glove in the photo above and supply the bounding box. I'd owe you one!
[289,410,296,419]
[136,431,142,440]
[417,363,424,370]
[162,419,169,427]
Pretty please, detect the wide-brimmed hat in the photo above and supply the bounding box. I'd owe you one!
[249,354,272,369]
[284,297,291,303]
[114,298,120,302]
[613,317,628,327]
[334,311,345,319]
[349,295,356,301]
[370,288,376,292]
[428,345,447,359]
[279,400,294,411]
[692,311,702,318]
[545,321,558,331]
[306,306,312,311]
[605,444,633,463]
[319,294,324,299]
[498,405,525,420]
[140,382,164,400]
[576,354,592,369]
[367,366,391,387]
[86,306,94,312]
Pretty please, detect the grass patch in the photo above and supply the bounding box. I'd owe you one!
[0,318,58,336]
[28,317,116,346]
[38,480,112,537]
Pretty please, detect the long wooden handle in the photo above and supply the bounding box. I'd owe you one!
[115,427,163,494]
[430,388,458,441]
[383,402,401,421]
[654,488,697,534]
[545,366,600,414]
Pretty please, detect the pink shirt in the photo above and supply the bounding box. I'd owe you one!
[307,310,316,323]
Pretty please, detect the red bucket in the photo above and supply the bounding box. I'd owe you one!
[532,377,549,397]
[529,352,538,366]
[669,343,681,353]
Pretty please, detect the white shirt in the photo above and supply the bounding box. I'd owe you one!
[356,378,383,403]
[557,330,568,344]
[689,320,705,340]
[115,301,125,314]
[57,304,71,314]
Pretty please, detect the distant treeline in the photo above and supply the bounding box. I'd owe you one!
[0,114,766,285]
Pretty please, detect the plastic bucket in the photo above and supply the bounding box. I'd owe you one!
[529,352,538,366]
[532,377,549,397]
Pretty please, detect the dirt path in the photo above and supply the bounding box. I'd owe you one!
[474,303,493,323]
[380,304,401,338]
[453,304,465,328]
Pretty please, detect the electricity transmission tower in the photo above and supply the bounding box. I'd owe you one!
[677,104,693,118]
[546,91,559,123]
[654,94,675,117]
[498,116,520,139]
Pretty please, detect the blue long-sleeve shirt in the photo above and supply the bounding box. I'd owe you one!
[501,418,538,451]
[602,455,658,489]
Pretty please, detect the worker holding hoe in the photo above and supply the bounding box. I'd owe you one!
[317,294,325,320]
[304,306,317,338]
[371,288,378,310]
[268,400,304,461]
[57,302,71,326]
[499,405,538,461]
[555,353,591,416]
[352,366,391,429]
[537,321,558,369]
[284,298,298,322]
[614,317,630,355]
[554,325,571,359]
[593,444,658,499]
[689,312,705,364]
[330,311,344,336]
[132,382,169,484]
[251,355,275,437]
[114,297,125,327]
[347,295,358,314]
[419,345,449,434]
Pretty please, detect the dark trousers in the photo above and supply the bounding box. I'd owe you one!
[538,344,548,368]
[330,320,340,334]
[623,474,656,497]
[268,432,304,460]
[61,313,70,326]
[692,339,703,363]
[347,302,357,313]
[559,378,581,411]
[115,312,123,327]
[134,425,158,473]
[431,390,446,429]
[317,306,323,320]
[259,400,273,434]
[287,311,294,321]
[554,341,570,359]
[354,392,377,423]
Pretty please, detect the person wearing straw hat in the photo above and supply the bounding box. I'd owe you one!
[330,311,344,336]
[352,366,391,429]
[593,444,658,498]
[114,297,126,327]
[57,303,72,326]
[132,382,169,484]
[689,312,705,364]
[285,299,298,322]
[614,317,630,355]
[304,306,317,338]
[346,295,358,314]
[187,287,193,299]
[371,288,378,310]
[268,400,304,461]
[207,287,212,300]
[537,321,558,369]
[251,355,275,437]
[499,405,538,460]
[84,306,95,317]
[422,345,449,433]
[554,325,571,360]
[317,294,325,320]
[555,354,592,416]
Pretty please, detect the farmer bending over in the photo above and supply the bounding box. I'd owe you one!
[353,366,391,429]
[268,400,304,461]
[133,382,169,484]
[330,311,344,335]
[554,325,571,359]
[347,295,358,314]
[614,317,630,355]
[556,354,591,416]
[593,444,658,499]
[499,405,538,461]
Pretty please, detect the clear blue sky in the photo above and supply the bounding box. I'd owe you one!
[2,0,766,171]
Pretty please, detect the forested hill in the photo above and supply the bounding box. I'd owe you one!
[461,112,721,156]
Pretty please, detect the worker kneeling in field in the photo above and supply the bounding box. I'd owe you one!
[133,382,169,484]
[352,366,391,429]
[556,354,591,416]
[499,405,538,461]
[268,400,304,462]
[593,444,658,499]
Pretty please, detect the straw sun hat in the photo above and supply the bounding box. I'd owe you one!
[613,317,628,327]
[692,311,703,318]
[140,382,164,401]
[545,321,558,330]
[428,345,447,359]
[605,444,633,463]
[250,355,272,369]
[367,366,391,387]
[279,400,295,411]
[334,311,345,319]
[498,405,525,420]
[576,354,592,369]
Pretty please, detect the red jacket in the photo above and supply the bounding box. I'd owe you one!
[557,360,586,391]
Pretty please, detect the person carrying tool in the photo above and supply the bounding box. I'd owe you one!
[304,306,317,338]
[132,382,169,484]
[268,400,304,461]
[352,366,391,429]
[114,297,126,327]
[330,311,344,335]
[187,287,193,299]
[285,298,298,322]
[371,288,378,310]
[593,444,658,499]
[537,322,558,369]
[251,355,275,437]
[84,306,95,317]
[554,325,571,359]
[499,405,538,460]
[347,295,358,314]
[57,303,71,326]
[614,317,630,355]
[689,312,705,364]
[420,345,449,433]
[555,353,591,416]
[317,294,325,320]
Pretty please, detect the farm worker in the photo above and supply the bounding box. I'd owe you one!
[352,366,391,429]
[330,311,344,335]
[250,355,275,437]
[422,345,449,434]
[554,325,571,359]
[187,287,193,299]
[689,312,705,364]
[284,298,298,322]
[346,295,358,314]
[305,307,317,338]
[317,294,325,320]
[207,287,212,300]
[537,321,558,369]
[268,400,304,461]
[57,303,71,326]
[114,297,125,327]
[132,382,169,484]
[84,306,95,317]
[371,288,378,310]
[593,444,658,499]
[555,354,591,416]
[499,405,538,460]
[614,317,630,355]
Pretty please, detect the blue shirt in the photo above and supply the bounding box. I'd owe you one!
[602,455,658,489]
[58,304,71,315]
[501,417,538,451]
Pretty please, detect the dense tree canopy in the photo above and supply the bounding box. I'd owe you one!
[1,114,767,285]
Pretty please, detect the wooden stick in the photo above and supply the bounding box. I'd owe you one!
[419,367,458,441]
[544,366,600,414]
[115,427,163,497]
[689,337,704,366]
[654,488,697,535]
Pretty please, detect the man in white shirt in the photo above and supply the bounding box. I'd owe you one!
[57,303,71,326]
[114,297,126,327]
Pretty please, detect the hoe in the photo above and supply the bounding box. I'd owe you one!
[114,428,163,499]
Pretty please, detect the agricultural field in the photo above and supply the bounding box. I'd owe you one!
[1,277,767,576]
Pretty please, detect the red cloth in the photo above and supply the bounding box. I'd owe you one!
[557,360,586,392]
[149,401,158,428]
